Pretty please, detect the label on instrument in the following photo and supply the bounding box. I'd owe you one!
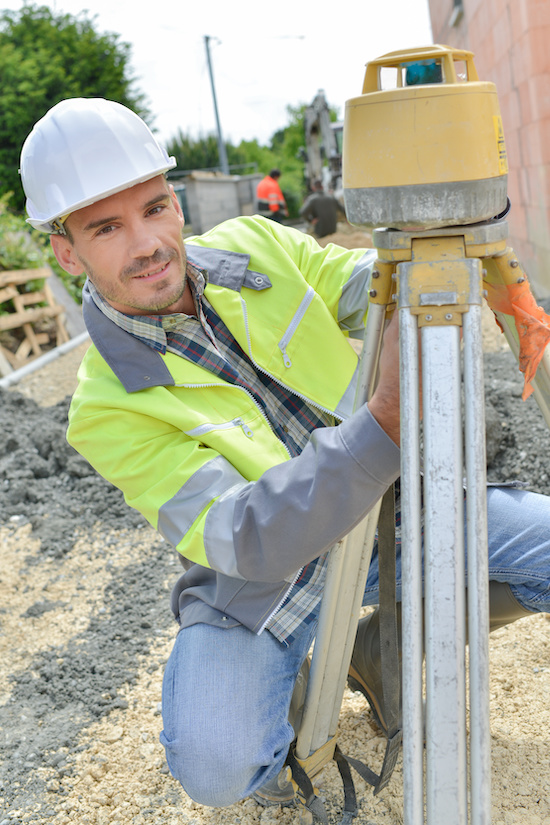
[494,115,509,174]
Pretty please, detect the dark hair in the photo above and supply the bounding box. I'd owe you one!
[269,168,281,178]
[60,222,74,243]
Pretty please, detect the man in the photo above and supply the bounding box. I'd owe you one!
[300,178,345,238]
[20,98,549,809]
[256,168,288,222]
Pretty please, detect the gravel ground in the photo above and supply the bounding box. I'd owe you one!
[1,283,549,825]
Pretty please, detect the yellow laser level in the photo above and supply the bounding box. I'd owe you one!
[343,44,508,229]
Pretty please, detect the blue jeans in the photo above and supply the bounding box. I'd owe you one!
[363,485,550,612]
[160,486,550,805]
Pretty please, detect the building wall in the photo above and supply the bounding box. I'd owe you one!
[183,173,262,235]
[428,0,550,296]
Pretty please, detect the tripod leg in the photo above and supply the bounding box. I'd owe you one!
[295,299,388,761]
[463,304,491,825]
[399,305,424,825]
[422,322,468,824]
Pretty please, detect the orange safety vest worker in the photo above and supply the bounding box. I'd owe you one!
[256,170,288,221]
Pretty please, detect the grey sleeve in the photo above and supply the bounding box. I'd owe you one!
[337,250,379,338]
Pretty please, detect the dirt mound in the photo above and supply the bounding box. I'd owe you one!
[319,227,373,249]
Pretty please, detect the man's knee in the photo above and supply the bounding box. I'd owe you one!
[160,726,282,807]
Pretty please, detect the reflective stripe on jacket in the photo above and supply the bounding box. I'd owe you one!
[67,216,400,633]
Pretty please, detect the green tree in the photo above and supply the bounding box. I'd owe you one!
[264,104,312,218]
[166,132,220,172]
[0,193,48,272]
[0,4,149,211]
[233,139,276,174]
[166,131,268,177]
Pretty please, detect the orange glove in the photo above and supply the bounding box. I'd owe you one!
[485,279,550,400]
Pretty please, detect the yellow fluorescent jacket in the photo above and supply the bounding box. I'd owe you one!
[67,217,400,632]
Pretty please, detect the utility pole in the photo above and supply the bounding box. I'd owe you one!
[204,35,230,176]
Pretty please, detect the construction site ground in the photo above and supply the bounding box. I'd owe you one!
[1,223,549,825]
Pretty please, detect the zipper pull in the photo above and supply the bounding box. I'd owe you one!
[281,349,292,368]
[234,418,254,438]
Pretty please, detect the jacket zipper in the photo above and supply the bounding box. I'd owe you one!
[175,380,292,450]
[277,286,315,368]
[239,296,345,422]
[257,567,304,635]
[184,415,254,439]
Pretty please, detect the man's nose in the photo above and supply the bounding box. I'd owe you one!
[128,220,161,258]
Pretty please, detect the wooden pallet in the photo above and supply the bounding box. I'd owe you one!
[0,267,70,371]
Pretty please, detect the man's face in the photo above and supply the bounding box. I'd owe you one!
[51,177,190,315]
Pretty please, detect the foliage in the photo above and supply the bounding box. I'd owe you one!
[265,103,312,218]
[0,4,149,212]
[0,192,48,321]
[166,131,253,174]
[0,192,81,306]
[0,194,47,272]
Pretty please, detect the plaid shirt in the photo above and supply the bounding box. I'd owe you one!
[87,264,337,645]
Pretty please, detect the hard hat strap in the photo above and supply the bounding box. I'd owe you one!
[51,214,69,235]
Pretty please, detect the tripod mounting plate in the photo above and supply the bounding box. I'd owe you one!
[372,218,509,261]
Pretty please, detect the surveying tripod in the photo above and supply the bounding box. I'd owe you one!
[288,46,550,825]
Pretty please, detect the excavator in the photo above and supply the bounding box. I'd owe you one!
[300,90,343,199]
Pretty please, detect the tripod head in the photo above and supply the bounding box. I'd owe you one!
[343,45,509,230]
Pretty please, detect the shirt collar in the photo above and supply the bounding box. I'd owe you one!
[87,261,208,352]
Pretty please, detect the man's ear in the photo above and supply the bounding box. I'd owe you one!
[50,234,85,276]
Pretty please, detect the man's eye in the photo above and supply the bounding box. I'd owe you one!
[97,224,116,236]
[147,205,164,216]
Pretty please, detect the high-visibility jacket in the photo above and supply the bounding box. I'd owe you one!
[256,175,287,216]
[67,216,400,634]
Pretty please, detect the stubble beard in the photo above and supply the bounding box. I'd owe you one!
[82,246,188,313]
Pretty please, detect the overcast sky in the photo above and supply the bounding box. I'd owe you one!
[3,0,434,147]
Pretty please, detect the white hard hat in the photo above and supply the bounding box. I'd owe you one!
[20,98,177,233]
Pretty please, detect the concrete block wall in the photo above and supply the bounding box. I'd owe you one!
[428,0,550,295]
[184,173,262,235]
